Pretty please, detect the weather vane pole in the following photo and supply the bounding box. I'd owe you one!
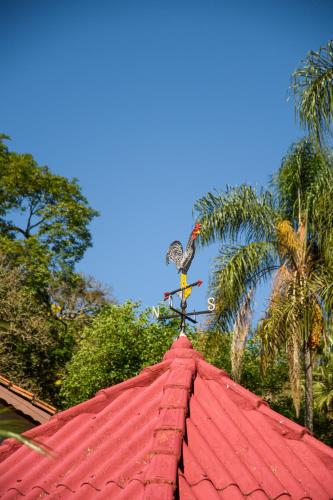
[158,222,215,335]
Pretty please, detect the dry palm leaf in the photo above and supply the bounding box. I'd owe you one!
[231,289,253,382]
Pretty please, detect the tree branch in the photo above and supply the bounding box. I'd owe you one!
[28,217,48,232]
[25,205,34,237]
[0,221,28,238]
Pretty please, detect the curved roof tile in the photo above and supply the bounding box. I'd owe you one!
[0,335,332,499]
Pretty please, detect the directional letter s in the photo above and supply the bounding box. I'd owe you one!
[207,297,216,311]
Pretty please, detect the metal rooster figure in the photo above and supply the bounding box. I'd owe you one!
[166,222,201,302]
[163,222,214,335]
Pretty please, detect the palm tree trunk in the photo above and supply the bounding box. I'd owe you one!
[304,343,313,432]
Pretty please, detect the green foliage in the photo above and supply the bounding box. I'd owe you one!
[314,361,333,419]
[291,40,333,143]
[0,253,76,404]
[0,254,115,406]
[0,136,98,291]
[60,302,181,407]
[0,236,52,294]
[191,330,233,372]
[313,334,333,421]
[195,185,276,246]
[274,138,330,220]
[194,185,279,332]
[0,137,102,405]
[211,241,277,329]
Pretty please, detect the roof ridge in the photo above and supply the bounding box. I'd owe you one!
[143,356,197,496]
[163,336,204,362]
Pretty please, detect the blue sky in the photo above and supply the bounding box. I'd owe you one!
[1,1,333,320]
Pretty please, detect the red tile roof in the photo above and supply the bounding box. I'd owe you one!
[0,336,332,498]
[0,375,56,424]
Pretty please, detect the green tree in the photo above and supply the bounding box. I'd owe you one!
[0,136,110,406]
[192,329,233,373]
[194,138,333,431]
[60,302,182,407]
[0,253,74,404]
[291,40,333,143]
[49,272,115,346]
[0,258,115,406]
[0,135,98,292]
[50,274,114,323]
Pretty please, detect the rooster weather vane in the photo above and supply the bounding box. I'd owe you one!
[154,222,215,335]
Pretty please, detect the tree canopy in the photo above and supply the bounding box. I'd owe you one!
[0,137,105,406]
[0,253,71,404]
[0,136,98,291]
[60,302,182,407]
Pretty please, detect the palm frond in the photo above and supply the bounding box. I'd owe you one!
[259,269,327,417]
[273,138,329,221]
[307,158,333,261]
[194,185,277,246]
[259,286,301,354]
[313,380,333,419]
[313,338,333,419]
[211,241,278,330]
[258,286,303,416]
[0,409,53,457]
[0,430,53,456]
[231,288,253,382]
[193,134,333,430]
[291,40,333,143]
[310,264,333,314]
[269,262,293,304]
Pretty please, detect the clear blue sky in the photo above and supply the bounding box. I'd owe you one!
[1,1,333,319]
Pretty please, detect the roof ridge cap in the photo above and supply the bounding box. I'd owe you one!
[143,357,197,494]
[163,336,203,362]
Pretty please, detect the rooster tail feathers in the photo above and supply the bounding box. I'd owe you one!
[166,240,184,269]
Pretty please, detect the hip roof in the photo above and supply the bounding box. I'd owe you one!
[0,336,332,499]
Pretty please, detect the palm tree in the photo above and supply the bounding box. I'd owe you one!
[313,333,333,421]
[194,138,333,431]
[291,40,333,144]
